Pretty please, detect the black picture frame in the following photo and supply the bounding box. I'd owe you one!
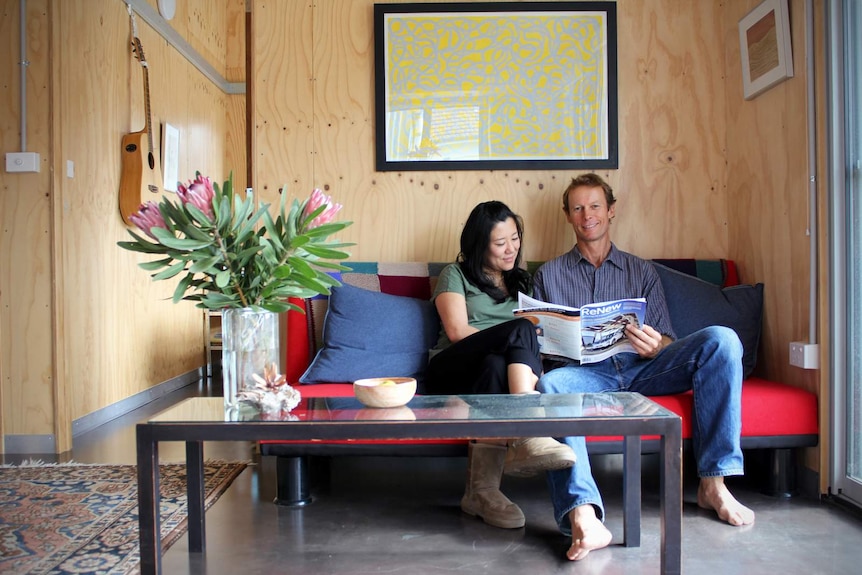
[374,1,618,172]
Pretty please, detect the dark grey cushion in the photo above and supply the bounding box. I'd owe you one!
[653,263,764,378]
[299,283,440,384]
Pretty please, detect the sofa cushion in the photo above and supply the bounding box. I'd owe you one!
[653,262,764,378]
[584,377,818,444]
[299,283,440,385]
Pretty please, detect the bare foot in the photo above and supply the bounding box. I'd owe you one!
[697,477,755,526]
[566,504,613,561]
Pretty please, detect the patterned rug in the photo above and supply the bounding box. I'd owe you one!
[0,460,247,574]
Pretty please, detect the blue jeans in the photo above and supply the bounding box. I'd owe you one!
[537,326,744,534]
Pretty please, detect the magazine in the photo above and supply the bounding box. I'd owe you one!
[514,293,647,364]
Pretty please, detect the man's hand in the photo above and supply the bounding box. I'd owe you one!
[625,323,666,359]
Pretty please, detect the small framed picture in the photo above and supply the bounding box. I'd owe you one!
[738,0,794,100]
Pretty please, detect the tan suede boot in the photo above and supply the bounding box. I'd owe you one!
[503,437,576,478]
[461,442,526,529]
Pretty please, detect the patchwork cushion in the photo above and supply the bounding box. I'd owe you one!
[651,258,739,287]
[653,262,764,378]
[299,283,440,385]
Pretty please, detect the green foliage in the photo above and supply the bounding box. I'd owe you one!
[118,174,353,312]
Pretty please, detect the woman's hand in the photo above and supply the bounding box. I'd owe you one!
[624,323,670,359]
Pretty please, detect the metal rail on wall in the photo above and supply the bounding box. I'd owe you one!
[122,0,246,95]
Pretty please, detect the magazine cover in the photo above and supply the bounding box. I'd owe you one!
[579,298,647,363]
[514,293,646,363]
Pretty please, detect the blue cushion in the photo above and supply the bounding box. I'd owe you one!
[299,283,440,384]
[653,263,764,378]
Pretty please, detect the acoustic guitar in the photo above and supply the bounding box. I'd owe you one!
[119,36,161,225]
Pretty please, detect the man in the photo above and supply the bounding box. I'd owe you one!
[534,173,755,561]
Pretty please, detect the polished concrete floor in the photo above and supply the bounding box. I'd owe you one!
[8,380,862,575]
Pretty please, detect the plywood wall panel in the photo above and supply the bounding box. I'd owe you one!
[253,0,729,264]
[615,0,728,258]
[225,94,248,191]
[224,0,247,83]
[252,0,315,198]
[0,0,55,437]
[310,0,374,195]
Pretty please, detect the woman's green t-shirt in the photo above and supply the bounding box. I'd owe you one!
[431,263,520,352]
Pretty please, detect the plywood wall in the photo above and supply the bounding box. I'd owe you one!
[252,0,730,265]
[0,0,245,451]
[0,0,54,444]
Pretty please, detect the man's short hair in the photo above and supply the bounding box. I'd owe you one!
[562,173,617,211]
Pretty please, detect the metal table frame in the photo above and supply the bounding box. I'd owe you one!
[136,394,681,574]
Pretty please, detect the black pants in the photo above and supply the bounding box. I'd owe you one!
[426,318,542,395]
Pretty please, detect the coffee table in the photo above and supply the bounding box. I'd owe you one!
[136,392,681,574]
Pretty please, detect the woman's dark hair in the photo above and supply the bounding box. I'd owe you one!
[457,201,531,303]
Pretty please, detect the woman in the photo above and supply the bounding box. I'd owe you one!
[426,201,576,530]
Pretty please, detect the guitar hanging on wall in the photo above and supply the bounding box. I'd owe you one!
[119,35,161,225]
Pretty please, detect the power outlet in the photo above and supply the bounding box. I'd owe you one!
[789,342,819,369]
[5,152,41,173]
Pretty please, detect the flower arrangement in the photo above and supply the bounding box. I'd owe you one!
[118,173,352,312]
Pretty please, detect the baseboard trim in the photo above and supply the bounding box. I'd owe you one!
[71,369,203,438]
[798,461,820,498]
[3,434,57,454]
[2,370,203,455]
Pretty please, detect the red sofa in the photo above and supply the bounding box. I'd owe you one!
[259,260,818,505]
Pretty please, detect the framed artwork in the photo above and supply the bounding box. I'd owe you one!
[739,0,794,100]
[374,2,618,171]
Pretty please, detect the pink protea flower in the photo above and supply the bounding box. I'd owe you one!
[302,188,343,230]
[177,174,215,220]
[119,171,352,314]
[129,201,168,240]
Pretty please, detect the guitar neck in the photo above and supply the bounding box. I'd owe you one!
[142,65,154,156]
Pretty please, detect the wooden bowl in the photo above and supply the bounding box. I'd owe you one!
[354,406,416,421]
[353,377,417,408]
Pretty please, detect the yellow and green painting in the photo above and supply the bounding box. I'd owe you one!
[383,9,610,163]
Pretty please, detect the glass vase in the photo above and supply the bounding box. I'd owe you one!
[221,307,280,412]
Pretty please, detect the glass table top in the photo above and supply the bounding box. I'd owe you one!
[148,392,678,424]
